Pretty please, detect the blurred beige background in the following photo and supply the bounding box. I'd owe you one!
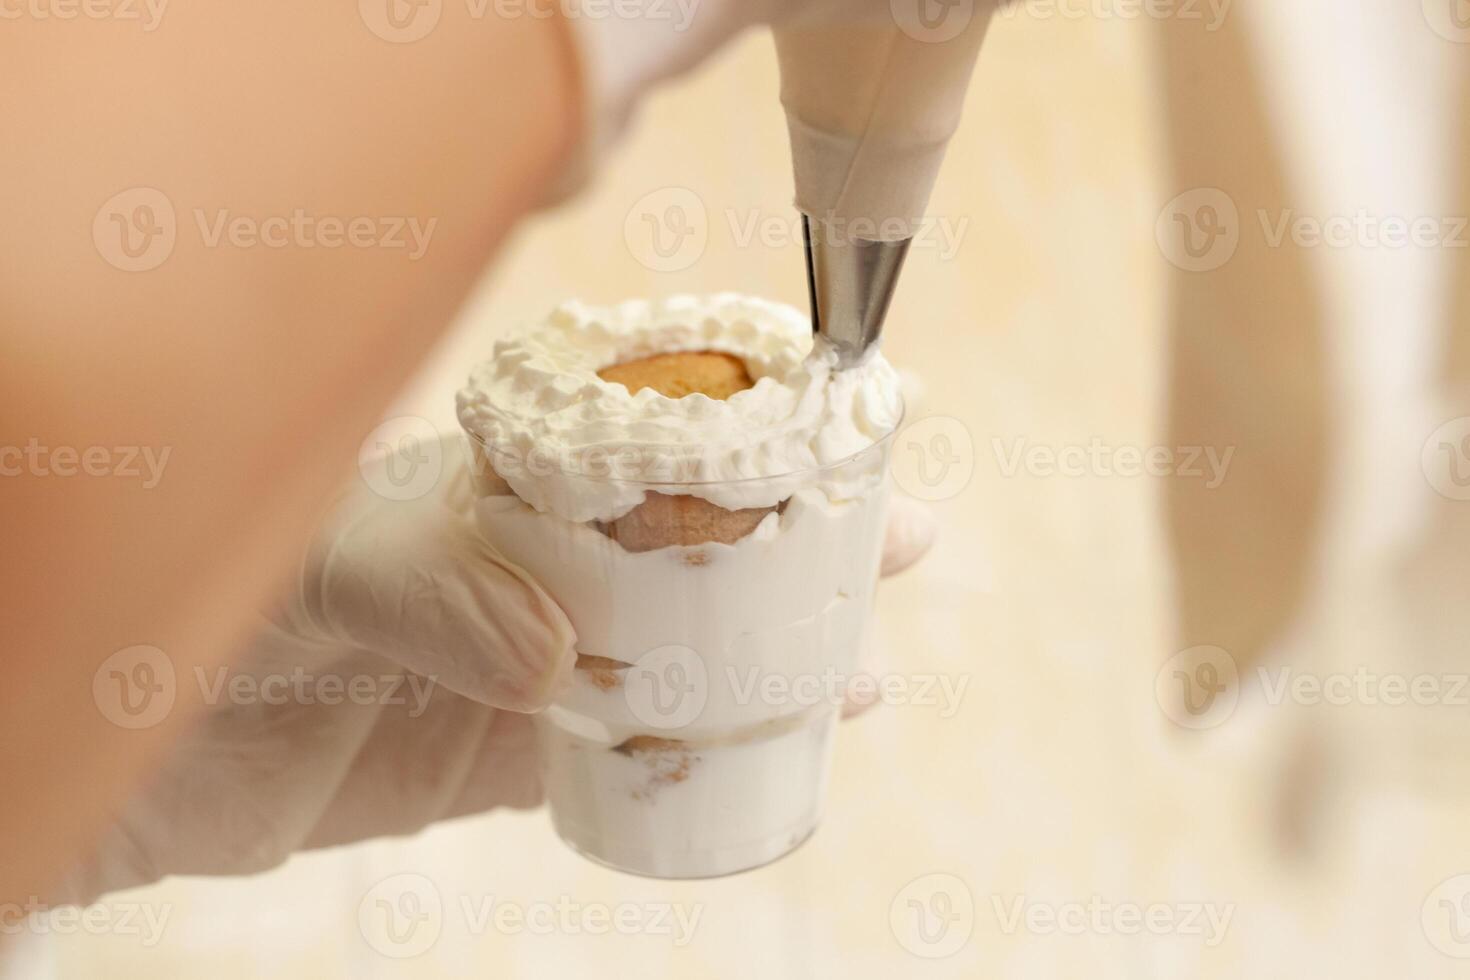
[14,3,1470,976]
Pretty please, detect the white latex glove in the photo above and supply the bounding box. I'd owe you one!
[551,0,995,209]
[59,432,934,903]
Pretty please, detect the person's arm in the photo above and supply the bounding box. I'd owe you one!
[0,4,577,904]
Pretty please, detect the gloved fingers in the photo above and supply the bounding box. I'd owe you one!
[304,686,541,851]
[841,614,888,720]
[308,435,577,713]
[58,652,396,900]
[845,499,936,719]
[65,663,543,900]
[880,494,936,577]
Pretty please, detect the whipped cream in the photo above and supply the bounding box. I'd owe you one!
[479,472,889,876]
[455,294,902,522]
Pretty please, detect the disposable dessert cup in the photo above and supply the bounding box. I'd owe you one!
[459,423,898,878]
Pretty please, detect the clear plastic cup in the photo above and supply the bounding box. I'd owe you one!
[460,425,897,878]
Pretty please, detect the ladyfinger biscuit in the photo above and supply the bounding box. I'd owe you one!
[598,491,775,552]
[598,350,753,401]
[596,350,778,551]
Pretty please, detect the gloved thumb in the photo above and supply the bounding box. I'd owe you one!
[297,436,577,712]
[881,493,937,576]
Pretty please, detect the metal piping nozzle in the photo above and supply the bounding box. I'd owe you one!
[802,215,912,368]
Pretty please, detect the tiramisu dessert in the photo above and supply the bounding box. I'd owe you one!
[456,294,901,877]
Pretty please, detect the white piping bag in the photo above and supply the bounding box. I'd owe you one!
[775,9,993,363]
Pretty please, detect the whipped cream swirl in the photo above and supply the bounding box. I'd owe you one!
[455,294,902,522]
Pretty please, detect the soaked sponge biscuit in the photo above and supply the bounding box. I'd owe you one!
[597,350,754,401]
[595,350,779,552]
[599,491,777,553]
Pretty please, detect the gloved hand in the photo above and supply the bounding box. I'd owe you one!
[60,431,933,903]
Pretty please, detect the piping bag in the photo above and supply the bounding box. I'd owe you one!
[775,11,994,365]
